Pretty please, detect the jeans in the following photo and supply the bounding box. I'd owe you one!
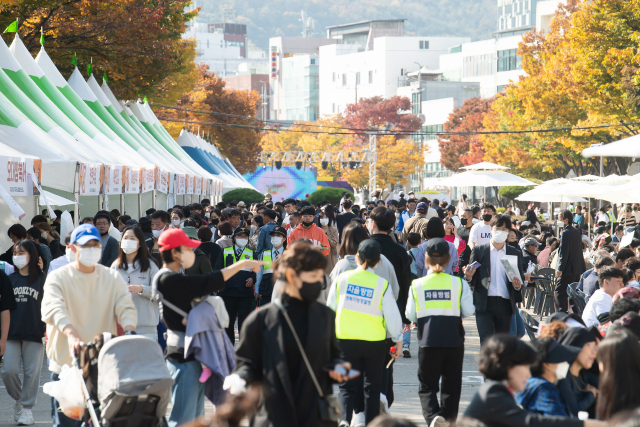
[509,308,525,339]
[51,373,82,427]
[403,329,411,347]
[166,359,205,427]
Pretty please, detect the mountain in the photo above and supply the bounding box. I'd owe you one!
[195,0,498,50]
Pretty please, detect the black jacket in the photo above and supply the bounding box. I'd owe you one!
[199,241,222,271]
[522,251,538,271]
[214,246,256,297]
[468,242,524,315]
[335,212,356,241]
[369,233,412,323]
[558,225,586,276]
[99,236,119,267]
[234,299,343,427]
[464,380,583,427]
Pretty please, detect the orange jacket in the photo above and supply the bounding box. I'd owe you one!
[287,223,331,256]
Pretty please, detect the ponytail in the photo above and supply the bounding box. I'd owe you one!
[425,254,451,274]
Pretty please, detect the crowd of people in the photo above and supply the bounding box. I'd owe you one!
[0,192,639,427]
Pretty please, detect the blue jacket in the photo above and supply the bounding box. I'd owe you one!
[256,221,277,255]
[397,209,414,232]
[516,377,572,417]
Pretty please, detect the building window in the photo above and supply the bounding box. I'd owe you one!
[355,72,361,85]
[419,40,429,49]
[463,54,496,78]
[497,84,510,92]
[369,70,373,84]
[400,68,406,76]
[497,49,522,72]
[311,58,316,65]
[411,93,421,114]
[342,74,347,86]
[424,124,443,141]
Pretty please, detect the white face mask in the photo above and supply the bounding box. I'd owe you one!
[271,236,284,247]
[76,247,102,267]
[152,228,165,239]
[120,240,139,254]
[205,212,211,218]
[250,225,257,231]
[171,219,181,227]
[236,238,248,248]
[492,230,508,244]
[395,213,400,218]
[13,255,28,270]
[320,218,329,226]
[65,247,76,263]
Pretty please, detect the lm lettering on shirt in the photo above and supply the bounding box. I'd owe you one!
[424,289,451,301]
[480,232,492,239]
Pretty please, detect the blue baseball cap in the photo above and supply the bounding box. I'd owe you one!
[70,224,101,245]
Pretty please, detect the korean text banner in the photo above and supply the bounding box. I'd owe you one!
[186,174,194,195]
[156,169,170,194]
[243,167,317,200]
[105,165,123,195]
[1,156,41,196]
[176,174,186,195]
[124,166,141,194]
[142,167,155,193]
[79,163,103,196]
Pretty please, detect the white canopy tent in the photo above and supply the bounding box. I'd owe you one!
[582,135,640,158]
[435,170,537,187]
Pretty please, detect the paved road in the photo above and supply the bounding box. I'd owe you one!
[0,316,483,426]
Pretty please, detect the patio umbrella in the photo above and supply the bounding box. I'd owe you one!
[582,134,640,158]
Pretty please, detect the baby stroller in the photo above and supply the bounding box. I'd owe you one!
[83,335,174,427]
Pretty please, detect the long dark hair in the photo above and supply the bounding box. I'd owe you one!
[114,226,151,272]
[339,223,369,258]
[525,209,538,225]
[597,330,640,420]
[324,204,336,227]
[13,239,43,286]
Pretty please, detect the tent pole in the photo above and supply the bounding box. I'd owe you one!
[153,190,157,210]
[73,163,80,226]
[98,194,103,212]
[120,194,125,216]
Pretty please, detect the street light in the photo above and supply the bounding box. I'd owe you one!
[259,81,268,120]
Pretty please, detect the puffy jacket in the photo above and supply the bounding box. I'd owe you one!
[287,223,330,255]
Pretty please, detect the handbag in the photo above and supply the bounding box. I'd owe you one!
[276,301,342,422]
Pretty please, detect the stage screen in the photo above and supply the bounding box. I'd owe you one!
[244,166,317,201]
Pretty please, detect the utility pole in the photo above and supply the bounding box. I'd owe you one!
[259,81,267,120]
[369,133,377,194]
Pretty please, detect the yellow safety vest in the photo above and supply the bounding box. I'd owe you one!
[223,246,254,271]
[412,272,462,318]
[335,269,388,341]
[262,250,274,274]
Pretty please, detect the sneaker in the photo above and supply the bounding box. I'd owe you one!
[352,412,365,427]
[411,322,418,330]
[402,345,411,358]
[14,402,23,423]
[17,409,34,426]
[339,422,349,427]
[379,393,389,415]
[429,415,447,427]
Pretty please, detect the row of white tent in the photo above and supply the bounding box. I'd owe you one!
[0,31,255,231]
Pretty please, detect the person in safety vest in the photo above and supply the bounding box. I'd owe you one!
[214,226,255,345]
[406,238,475,426]
[255,226,287,306]
[327,239,403,427]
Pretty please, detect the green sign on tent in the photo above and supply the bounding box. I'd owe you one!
[3,20,17,34]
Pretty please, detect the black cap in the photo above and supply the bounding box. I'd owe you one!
[426,238,449,257]
[270,226,287,237]
[558,326,601,348]
[357,239,381,264]
[146,208,156,216]
[545,340,582,364]
[549,312,586,327]
[124,219,138,228]
[233,227,250,237]
[300,206,316,216]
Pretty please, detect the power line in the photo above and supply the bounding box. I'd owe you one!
[157,115,640,137]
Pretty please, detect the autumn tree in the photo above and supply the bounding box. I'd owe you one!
[342,96,422,145]
[439,97,493,171]
[157,65,263,173]
[0,0,198,103]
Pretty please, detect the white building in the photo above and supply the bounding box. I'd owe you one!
[318,36,470,116]
[183,22,268,77]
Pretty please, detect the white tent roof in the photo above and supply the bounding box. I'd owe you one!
[572,174,600,181]
[460,161,510,171]
[582,135,640,158]
[435,170,536,187]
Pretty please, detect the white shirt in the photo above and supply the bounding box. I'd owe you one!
[489,242,510,299]
[339,198,346,213]
[469,222,492,247]
[632,211,640,224]
[582,289,613,326]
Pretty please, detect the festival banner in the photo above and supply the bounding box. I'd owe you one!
[194,176,202,196]
[156,168,170,194]
[105,165,124,195]
[142,167,155,193]
[186,174,194,195]
[202,179,209,197]
[0,156,41,196]
[175,174,186,195]
[124,166,141,194]
[79,163,104,196]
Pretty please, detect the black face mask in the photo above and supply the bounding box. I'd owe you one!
[299,280,322,302]
[99,231,109,237]
[460,218,468,226]
[302,220,314,228]
[211,218,219,226]
[482,214,493,222]
[508,241,519,248]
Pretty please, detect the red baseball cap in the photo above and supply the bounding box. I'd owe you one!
[157,228,201,252]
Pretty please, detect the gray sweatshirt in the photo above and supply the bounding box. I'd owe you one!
[111,260,160,335]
